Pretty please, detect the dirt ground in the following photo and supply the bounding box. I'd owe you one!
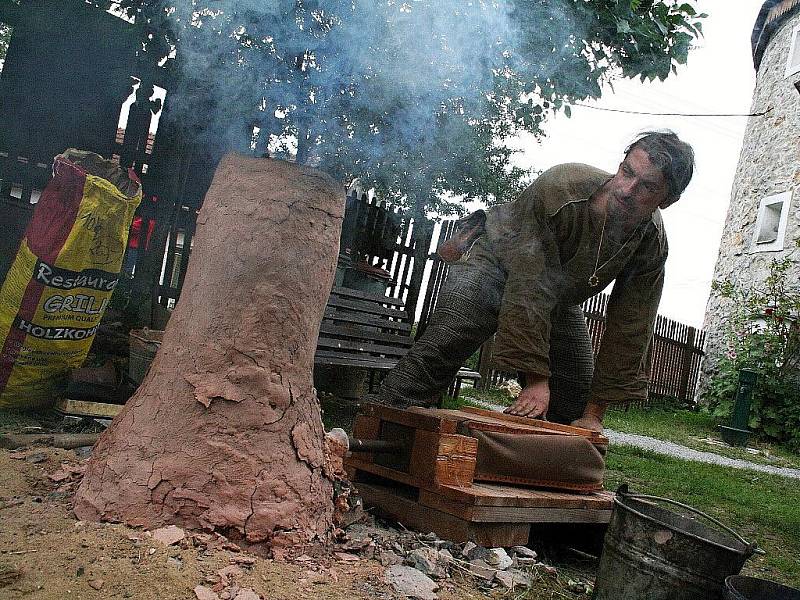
[0,446,501,600]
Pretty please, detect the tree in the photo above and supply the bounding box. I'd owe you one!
[119,0,704,216]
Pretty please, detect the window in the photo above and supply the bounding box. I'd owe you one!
[787,24,800,77]
[751,191,793,252]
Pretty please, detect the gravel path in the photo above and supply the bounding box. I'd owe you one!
[464,398,800,480]
[605,429,800,480]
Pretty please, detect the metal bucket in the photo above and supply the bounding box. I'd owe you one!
[724,576,800,600]
[593,486,757,600]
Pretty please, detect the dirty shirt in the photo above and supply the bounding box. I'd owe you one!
[468,162,668,405]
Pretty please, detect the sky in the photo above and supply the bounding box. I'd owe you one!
[507,0,765,328]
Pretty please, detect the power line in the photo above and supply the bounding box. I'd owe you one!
[572,102,772,118]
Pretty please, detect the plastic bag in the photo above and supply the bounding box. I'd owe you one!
[0,149,141,409]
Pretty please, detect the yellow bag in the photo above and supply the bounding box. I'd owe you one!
[0,150,142,409]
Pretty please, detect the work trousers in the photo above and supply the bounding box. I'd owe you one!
[373,260,594,424]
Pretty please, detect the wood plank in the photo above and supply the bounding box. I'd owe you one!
[322,309,411,332]
[352,414,381,440]
[331,286,405,307]
[418,489,612,524]
[318,323,413,346]
[457,406,609,445]
[434,483,615,508]
[313,353,397,370]
[347,454,613,512]
[363,404,458,433]
[316,336,410,357]
[355,482,531,546]
[326,296,408,319]
[408,431,477,488]
[56,398,123,419]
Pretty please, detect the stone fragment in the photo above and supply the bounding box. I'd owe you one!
[74,446,93,459]
[466,559,497,581]
[461,541,477,558]
[230,555,256,566]
[484,548,512,570]
[511,545,537,559]
[217,565,243,586]
[385,565,438,600]
[194,585,221,600]
[151,525,186,546]
[379,550,404,567]
[167,557,183,569]
[494,571,514,589]
[88,579,104,590]
[464,544,490,561]
[540,564,558,575]
[334,552,360,562]
[568,579,588,594]
[233,589,261,600]
[407,547,446,579]
[508,569,532,588]
[48,470,70,483]
[25,452,48,464]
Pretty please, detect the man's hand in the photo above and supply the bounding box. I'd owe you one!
[504,375,549,418]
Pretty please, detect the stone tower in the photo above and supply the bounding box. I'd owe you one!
[699,0,800,399]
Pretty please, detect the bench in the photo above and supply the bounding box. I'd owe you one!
[315,286,479,400]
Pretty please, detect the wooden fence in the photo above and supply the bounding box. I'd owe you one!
[338,189,432,322]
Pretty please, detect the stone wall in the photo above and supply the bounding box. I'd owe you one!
[698,9,800,401]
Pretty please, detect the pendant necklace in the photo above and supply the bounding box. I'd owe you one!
[588,203,629,287]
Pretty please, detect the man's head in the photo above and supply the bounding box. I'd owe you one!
[626,130,695,205]
[604,130,695,226]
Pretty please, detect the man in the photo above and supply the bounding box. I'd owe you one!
[369,131,694,432]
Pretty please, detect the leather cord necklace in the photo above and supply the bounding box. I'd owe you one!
[588,202,630,287]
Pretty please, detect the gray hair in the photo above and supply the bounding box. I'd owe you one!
[626,130,695,200]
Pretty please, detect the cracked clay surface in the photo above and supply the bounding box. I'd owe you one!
[74,155,344,548]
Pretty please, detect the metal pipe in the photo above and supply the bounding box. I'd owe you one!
[346,437,403,453]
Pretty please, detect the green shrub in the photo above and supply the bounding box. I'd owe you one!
[703,257,800,450]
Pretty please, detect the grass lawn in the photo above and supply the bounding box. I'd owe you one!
[605,444,800,589]
[605,403,800,470]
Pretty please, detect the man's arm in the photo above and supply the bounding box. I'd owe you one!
[573,229,667,432]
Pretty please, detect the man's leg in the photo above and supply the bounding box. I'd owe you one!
[371,262,503,407]
[547,304,594,424]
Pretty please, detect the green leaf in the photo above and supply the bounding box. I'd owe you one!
[564,105,572,118]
